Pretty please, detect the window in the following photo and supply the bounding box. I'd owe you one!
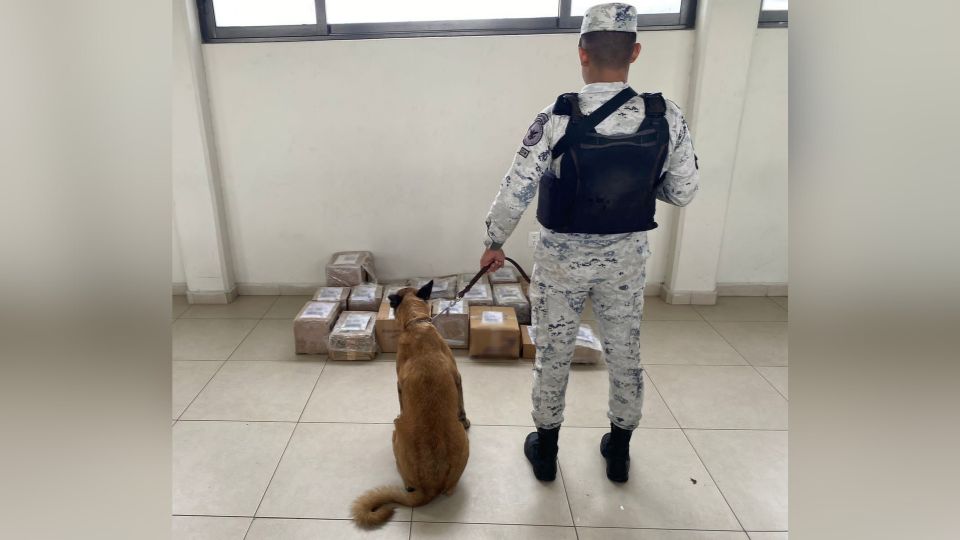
[198,0,699,43]
[759,0,788,27]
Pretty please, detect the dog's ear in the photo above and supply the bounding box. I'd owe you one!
[388,294,403,309]
[415,280,433,301]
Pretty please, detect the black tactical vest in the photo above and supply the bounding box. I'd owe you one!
[536,87,670,234]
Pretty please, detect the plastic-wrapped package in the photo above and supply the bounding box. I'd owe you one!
[457,272,489,292]
[348,284,383,312]
[326,251,376,287]
[328,311,378,360]
[493,283,531,325]
[520,325,536,359]
[468,306,520,359]
[460,282,494,307]
[430,299,470,349]
[382,283,409,300]
[294,301,342,354]
[572,324,605,364]
[429,275,458,300]
[312,286,350,310]
[375,302,401,353]
[488,266,519,284]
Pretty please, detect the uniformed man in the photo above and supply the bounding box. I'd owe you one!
[479,3,699,483]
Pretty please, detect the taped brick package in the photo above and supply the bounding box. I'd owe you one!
[488,266,519,284]
[293,301,342,355]
[326,251,376,287]
[493,283,531,325]
[382,283,408,300]
[328,311,378,361]
[572,324,605,365]
[520,325,536,359]
[348,284,383,311]
[375,301,401,353]
[429,275,458,300]
[457,272,489,291]
[460,282,494,306]
[430,299,470,349]
[312,286,349,310]
[468,306,520,359]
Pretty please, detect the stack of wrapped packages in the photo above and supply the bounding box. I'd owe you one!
[375,299,401,353]
[488,266,519,285]
[312,286,349,310]
[458,272,494,306]
[294,301,342,354]
[328,311,379,360]
[326,251,376,287]
[520,324,604,364]
[348,283,383,311]
[429,275,458,300]
[468,306,520,359]
[493,283,531,325]
[430,298,470,349]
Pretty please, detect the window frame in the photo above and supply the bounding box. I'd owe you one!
[197,0,698,43]
[758,5,788,28]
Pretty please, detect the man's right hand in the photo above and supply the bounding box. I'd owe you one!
[480,248,505,274]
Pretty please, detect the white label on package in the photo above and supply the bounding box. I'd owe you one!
[577,326,596,343]
[481,311,504,324]
[464,284,490,298]
[439,300,465,314]
[492,268,515,280]
[316,288,342,301]
[342,313,372,332]
[498,286,524,299]
[433,280,449,292]
[388,308,395,319]
[353,286,375,300]
[333,253,361,265]
[302,303,335,319]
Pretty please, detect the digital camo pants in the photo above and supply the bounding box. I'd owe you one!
[529,229,650,430]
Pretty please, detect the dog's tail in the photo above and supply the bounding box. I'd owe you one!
[351,485,429,528]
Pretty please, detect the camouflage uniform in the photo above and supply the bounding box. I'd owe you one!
[484,82,699,430]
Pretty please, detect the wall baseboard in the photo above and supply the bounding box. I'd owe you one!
[716,282,788,297]
[173,281,781,304]
[186,286,239,304]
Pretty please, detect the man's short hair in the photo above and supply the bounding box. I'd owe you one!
[578,31,637,69]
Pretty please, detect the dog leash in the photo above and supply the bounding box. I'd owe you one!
[431,256,531,322]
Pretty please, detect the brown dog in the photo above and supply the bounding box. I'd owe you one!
[351,281,470,527]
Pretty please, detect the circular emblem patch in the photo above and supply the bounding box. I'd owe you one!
[522,113,549,146]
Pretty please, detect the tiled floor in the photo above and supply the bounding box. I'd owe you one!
[173,294,788,539]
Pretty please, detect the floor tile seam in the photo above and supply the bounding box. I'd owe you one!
[676,426,748,534]
[171,513,759,532]
[174,359,227,421]
[644,373,746,532]
[173,419,785,432]
[701,318,788,401]
[550,459,579,536]
[223,318,268,361]
[247,422,300,523]
[751,367,788,401]
[241,361,328,532]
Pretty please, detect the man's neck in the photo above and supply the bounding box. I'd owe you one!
[584,69,629,85]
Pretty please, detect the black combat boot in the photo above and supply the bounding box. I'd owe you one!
[524,427,560,481]
[600,423,633,483]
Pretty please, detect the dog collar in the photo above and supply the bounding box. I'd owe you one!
[404,316,433,329]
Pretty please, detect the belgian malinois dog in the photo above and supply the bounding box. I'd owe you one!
[351,281,470,527]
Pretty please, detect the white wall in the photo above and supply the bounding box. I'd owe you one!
[716,28,788,284]
[201,31,694,285]
[172,222,185,284]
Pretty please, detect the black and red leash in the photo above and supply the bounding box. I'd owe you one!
[431,256,530,322]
